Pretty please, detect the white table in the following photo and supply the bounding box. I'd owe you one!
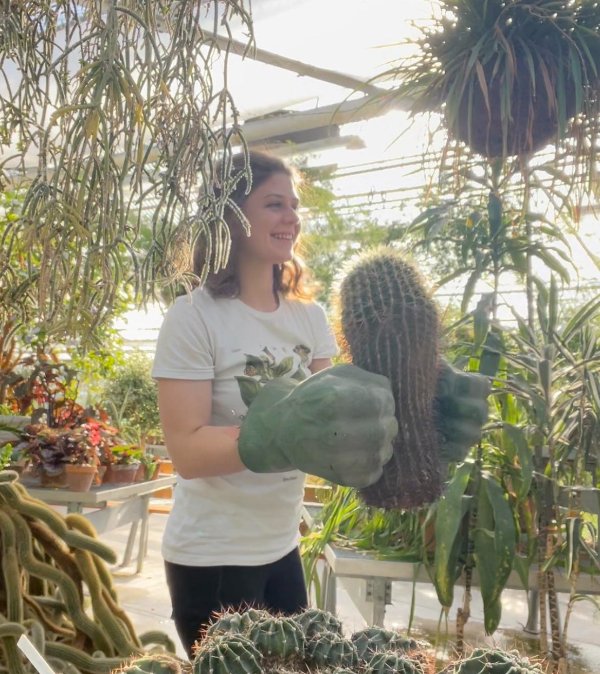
[302,505,600,628]
[28,476,177,574]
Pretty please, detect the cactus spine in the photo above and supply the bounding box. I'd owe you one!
[338,246,442,508]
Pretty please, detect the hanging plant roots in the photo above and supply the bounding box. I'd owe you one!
[337,246,442,510]
[0,470,177,674]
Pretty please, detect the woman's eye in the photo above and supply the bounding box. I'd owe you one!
[267,202,282,209]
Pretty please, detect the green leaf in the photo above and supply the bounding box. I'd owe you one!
[433,461,474,607]
[473,474,517,634]
[501,423,533,500]
[235,376,262,408]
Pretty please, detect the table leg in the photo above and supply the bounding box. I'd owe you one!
[322,563,337,614]
[136,495,151,574]
[121,520,139,568]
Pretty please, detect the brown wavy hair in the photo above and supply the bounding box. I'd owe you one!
[193,150,313,300]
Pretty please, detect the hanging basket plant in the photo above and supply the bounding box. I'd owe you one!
[394,0,600,158]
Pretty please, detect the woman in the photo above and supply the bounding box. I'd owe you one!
[151,150,397,657]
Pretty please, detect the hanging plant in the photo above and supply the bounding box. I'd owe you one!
[392,0,600,159]
[0,1,253,343]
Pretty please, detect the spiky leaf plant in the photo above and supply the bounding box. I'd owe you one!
[338,246,442,509]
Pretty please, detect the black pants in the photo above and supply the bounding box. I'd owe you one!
[164,547,308,658]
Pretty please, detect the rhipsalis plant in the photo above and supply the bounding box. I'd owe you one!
[0,1,253,343]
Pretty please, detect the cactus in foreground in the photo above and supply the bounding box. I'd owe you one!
[305,632,359,669]
[338,246,442,509]
[351,626,420,661]
[449,647,544,674]
[205,611,246,639]
[192,634,263,674]
[366,650,425,674]
[248,616,305,659]
[294,607,344,638]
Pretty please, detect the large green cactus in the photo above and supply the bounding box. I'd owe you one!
[294,607,343,638]
[366,650,425,674]
[192,634,263,674]
[305,632,359,669]
[338,246,442,509]
[247,616,305,659]
[351,626,420,661]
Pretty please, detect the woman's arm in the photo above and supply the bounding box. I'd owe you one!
[158,358,332,479]
[157,379,244,479]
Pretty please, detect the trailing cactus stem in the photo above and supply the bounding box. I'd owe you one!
[339,247,442,508]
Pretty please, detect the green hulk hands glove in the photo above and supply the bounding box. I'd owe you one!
[238,360,490,489]
[238,364,397,489]
[435,360,491,466]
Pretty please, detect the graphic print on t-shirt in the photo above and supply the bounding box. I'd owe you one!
[235,344,311,408]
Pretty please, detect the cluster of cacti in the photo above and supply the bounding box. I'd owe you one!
[0,470,176,674]
[191,607,432,674]
[337,246,442,509]
[117,608,546,674]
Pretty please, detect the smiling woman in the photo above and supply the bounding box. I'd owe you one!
[150,149,399,657]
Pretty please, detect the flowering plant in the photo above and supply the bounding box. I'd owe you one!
[15,414,123,474]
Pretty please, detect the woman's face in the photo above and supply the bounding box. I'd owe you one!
[238,172,301,266]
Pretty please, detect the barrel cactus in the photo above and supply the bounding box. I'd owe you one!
[248,616,305,659]
[351,626,419,661]
[305,632,359,669]
[192,634,263,674]
[205,611,246,638]
[366,651,425,674]
[450,648,544,674]
[338,246,442,509]
[294,607,344,638]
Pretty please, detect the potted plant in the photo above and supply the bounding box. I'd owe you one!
[393,0,600,158]
[105,444,143,484]
[14,423,97,489]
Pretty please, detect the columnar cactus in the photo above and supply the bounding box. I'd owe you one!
[192,634,263,674]
[338,246,442,509]
[248,616,305,659]
[450,648,544,674]
[305,632,359,669]
[294,607,344,638]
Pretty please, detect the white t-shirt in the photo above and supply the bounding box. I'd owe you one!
[151,287,338,566]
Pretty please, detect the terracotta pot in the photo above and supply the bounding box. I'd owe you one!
[64,464,97,492]
[105,463,139,485]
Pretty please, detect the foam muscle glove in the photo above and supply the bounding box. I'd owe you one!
[238,364,398,489]
[435,360,491,465]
